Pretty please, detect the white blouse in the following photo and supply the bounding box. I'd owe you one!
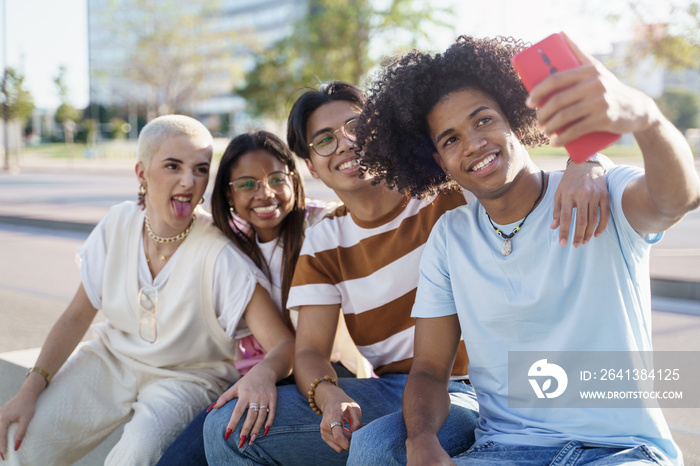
[76,214,270,340]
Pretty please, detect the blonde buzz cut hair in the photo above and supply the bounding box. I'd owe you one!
[137,114,213,168]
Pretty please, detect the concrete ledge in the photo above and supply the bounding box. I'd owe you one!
[0,215,95,234]
[0,358,121,464]
[651,278,700,302]
[651,296,700,317]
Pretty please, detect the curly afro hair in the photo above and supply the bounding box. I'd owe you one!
[357,36,549,198]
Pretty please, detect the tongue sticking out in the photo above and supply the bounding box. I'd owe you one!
[172,199,192,218]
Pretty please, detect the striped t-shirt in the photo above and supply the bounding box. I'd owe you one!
[288,191,470,376]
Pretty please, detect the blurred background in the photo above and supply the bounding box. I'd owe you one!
[0,0,699,166]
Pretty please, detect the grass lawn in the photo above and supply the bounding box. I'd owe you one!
[530,143,643,159]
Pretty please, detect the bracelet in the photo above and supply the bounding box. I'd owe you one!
[26,366,52,388]
[308,375,337,415]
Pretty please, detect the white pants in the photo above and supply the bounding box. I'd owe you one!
[7,340,224,466]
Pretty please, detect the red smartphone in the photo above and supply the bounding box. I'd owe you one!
[511,33,620,163]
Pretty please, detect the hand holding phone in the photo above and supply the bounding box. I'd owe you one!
[511,33,620,163]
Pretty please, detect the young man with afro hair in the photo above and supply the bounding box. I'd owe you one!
[357,34,698,465]
[205,76,614,464]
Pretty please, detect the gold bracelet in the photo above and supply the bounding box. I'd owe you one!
[307,375,337,415]
[26,366,52,388]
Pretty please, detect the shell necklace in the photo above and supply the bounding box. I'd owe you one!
[485,170,544,256]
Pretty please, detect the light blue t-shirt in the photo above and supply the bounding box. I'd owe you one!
[413,166,680,464]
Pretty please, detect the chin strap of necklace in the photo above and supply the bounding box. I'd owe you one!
[486,170,545,256]
[145,214,196,244]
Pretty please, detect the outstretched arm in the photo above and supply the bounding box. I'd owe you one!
[210,284,294,447]
[623,107,700,234]
[0,284,97,458]
[404,315,461,466]
[295,304,362,453]
[529,32,700,235]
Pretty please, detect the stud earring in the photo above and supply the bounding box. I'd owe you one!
[229,205,237,216]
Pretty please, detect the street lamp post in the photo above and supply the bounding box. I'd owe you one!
[2,0,9,171]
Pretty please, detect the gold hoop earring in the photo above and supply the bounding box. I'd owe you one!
[199,196,205,205]
[137,185,146,197]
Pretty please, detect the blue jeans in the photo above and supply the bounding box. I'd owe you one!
[203,374,478,465]
[453,440,670,465]
[157,374,300,466]
[156,406,210,465]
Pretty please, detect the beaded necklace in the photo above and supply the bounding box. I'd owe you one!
[486,170,545,256]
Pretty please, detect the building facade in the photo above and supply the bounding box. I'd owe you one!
[87,0,306,136]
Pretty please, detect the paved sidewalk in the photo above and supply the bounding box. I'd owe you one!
[3,151,699,286]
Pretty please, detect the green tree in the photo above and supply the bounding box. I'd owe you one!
[2,67,35,170]
[53,65,81,144]
[237,0,453,119]
[110,0,244,116]
[656,88,698,131]
[620,2,700,69]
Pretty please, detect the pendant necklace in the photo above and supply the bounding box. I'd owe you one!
[145,238,173,264]
[486,170,545,256]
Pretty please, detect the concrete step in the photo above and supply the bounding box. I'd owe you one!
[0,347,121,465]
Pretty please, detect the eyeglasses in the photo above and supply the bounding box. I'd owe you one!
[138,286,158,343]
[308,118,358,157]
[229,171,293,197]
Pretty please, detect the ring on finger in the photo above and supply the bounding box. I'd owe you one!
[249,403,260,412]
[330,421,342,430]
[259,405,269,412]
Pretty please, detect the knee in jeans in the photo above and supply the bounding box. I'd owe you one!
[203,404,237,442]
[347,424,405,466]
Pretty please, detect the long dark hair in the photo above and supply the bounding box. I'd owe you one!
[211,131,305,328]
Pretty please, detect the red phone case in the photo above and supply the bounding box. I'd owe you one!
[511,33,620,162]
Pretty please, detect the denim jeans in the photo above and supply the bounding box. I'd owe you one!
[453,440,671,465]
[156,406,210,465]
[157,374,299,466]
[203,374,478,465]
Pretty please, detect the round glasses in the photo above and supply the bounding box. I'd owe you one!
[308,118,358,157]
[229,171,294,198]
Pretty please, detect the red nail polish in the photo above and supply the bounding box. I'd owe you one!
[224,428,232,440]
[263,425,270,437]
[1,451,5,461]
[206,402,216,413]
[14,440,21,451]
[248,433,257,446]
[238,435,247,449]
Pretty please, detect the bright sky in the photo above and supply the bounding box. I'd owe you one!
[4,0,89,110]
[2,0,670,111]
